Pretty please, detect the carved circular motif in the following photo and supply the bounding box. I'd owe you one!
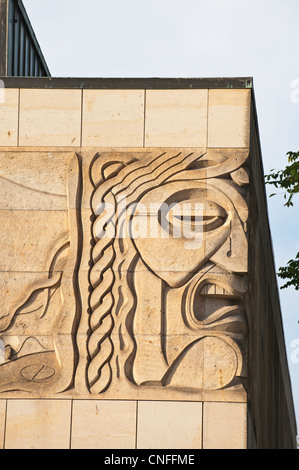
[20,364,55,382]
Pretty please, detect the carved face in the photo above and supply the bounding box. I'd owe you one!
[131,179,248,288]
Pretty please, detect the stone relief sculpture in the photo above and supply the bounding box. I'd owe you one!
[0,148,249,399]
[87,148,249,396]
[0,154,82,394]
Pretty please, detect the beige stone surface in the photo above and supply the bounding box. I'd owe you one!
[0,210,69,272]
[0,89,19,146]
[71,400,137,449]
[145,90,208,147]
[208,89,251,147]
[0,400,6,449]
[82,90,145,147]
[0,271,64,335]
[137,401,202,449]
[19,89,82,147]
[203,402,247,449]
[4,399,72,449]
[0,151,72,210]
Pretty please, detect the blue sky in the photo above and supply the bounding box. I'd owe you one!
[23,0,299,428]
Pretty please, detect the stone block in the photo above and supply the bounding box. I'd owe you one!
[0,88,19,146]
[0,150,72,210]
[82,90,145,147]
[0,209,69,272]
[208,89,251,148]
[203,402,247,449]
[145,89,208,147]
[71,400,137,449]
[0,400,6,449]
[19,89,82,146]
[5,399,72,449]
[137,401,202,449]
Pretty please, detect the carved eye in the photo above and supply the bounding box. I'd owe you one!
[165,200,227,235]
[167,202,203,233]
[201,201,227,232]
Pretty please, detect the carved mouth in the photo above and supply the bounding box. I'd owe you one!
[199,282,234,297]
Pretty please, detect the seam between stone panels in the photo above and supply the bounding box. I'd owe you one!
[0,209,68,212]
[143,90,146,148]
[69,399,74,450]
[80,89,83,147]
[3,399,8,450]
[206,89,210,149]
[135,401,139,449]
[10,145,84,149]
[0,270,67,273]
[17,88,20,147]
[201,401,204,449]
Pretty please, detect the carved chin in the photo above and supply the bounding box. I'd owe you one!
[162,336,239,391]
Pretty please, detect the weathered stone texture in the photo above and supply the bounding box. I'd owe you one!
[0,147,249,402]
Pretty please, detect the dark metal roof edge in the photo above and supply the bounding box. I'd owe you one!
[0,76,253,89]
[16,0,51,76]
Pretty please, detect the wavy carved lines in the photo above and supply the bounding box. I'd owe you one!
[88,151,170,392]
[111,234,139,384]
[91,151,206,215]
[88,153,159,393]
[88,150,209,393]
[113,151,207,209]
[90,151,161,213]
[87,188,116,393]
[0,270,63,334]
